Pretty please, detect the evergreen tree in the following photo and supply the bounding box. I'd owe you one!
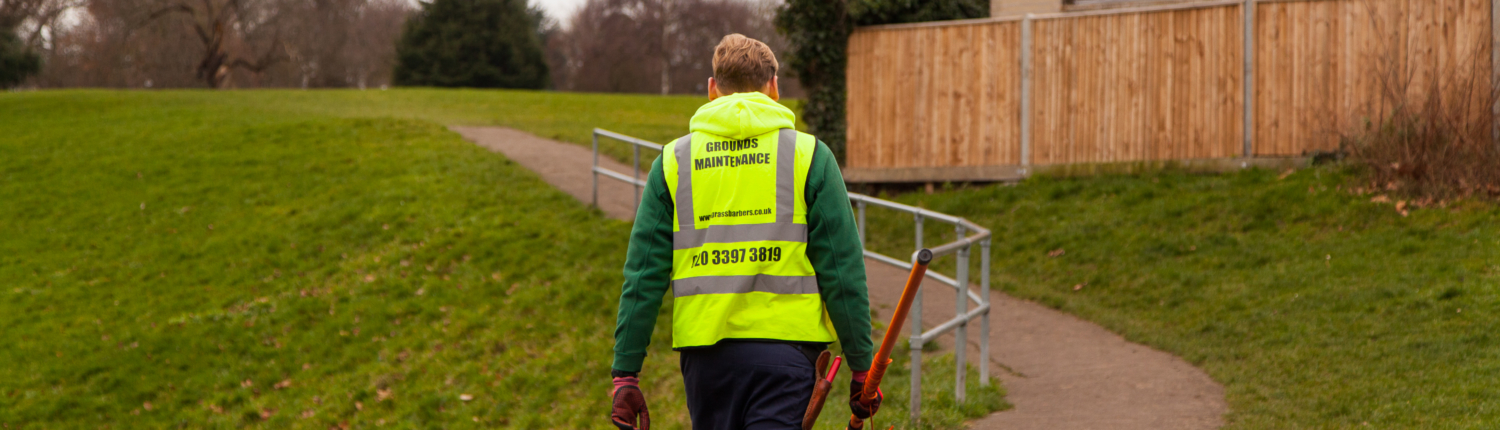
[0,30,40,88]
[393,0,549,89]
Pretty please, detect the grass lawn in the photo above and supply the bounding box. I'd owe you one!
[0,90,996,429]
[862,168,1500,429]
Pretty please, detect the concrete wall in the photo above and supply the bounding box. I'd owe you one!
[991,0,1062,17]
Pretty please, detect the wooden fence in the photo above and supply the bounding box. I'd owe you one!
[844,0,1495,182]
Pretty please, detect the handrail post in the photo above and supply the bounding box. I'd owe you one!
[980,238,992,387]
[633,144,642,212]
[591,131,600,208]
[857,200,867,248]
[955,225,968,403]
[910,212,924,427]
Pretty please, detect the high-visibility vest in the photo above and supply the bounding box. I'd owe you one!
[662,127,836,348]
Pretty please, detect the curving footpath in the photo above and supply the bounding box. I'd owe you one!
[451,126,1228,430]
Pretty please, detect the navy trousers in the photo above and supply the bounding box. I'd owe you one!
[679,342,819,430]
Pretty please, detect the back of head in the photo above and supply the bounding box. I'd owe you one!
[712,34,779,94]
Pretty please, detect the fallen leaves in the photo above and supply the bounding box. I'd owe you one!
[274,379,293,390]
[142,401,153,411]
[1073,283,1086,291]
[1047,248,1066,258]
[459,393,474,402]
[377,388,393,402]
[241,379,254,388]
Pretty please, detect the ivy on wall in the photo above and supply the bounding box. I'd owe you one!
[775,0,989,165]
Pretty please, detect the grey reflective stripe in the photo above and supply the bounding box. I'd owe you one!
[674,224,807,250]
[776,128,796,224]
[672,129,804,249]
[672,274,818,298]
[672,134,694,230]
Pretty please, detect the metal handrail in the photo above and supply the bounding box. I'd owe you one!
[850,192,991,427]
[589,130,992,427]
[591,128,663,212]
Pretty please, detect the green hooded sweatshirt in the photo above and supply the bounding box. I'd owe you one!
[612,92,874,374]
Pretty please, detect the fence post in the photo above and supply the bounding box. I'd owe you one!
[910,213,924,427]
[1492,0,1499,151]
[592,131,600,208]
[980,239,991,387]
[1020,14,1035,174]
[954,225,968,404]
[1244,0,1256,158]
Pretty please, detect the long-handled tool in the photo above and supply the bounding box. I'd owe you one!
[801,353,842,430]
[849,248,933,430]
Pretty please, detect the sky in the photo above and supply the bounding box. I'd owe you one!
[532,0,589,22]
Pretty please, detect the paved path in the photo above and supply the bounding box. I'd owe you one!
[452,126,1227,430]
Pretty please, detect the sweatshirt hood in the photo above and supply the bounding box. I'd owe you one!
[688,92,797,139]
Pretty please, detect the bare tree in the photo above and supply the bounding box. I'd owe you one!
[133,0,289,88]
[34,0,411,88]
[1,0,84,51]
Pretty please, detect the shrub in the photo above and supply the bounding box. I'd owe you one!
[1343,26,1500,202]
[0,30,40,88]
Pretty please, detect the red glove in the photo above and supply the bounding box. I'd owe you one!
[611,376,650,430]
[849,370,883,419]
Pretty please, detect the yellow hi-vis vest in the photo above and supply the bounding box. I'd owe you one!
[663,127,836,348]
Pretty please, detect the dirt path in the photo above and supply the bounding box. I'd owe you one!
[866,261,1226,430]
[453,126,1227,430]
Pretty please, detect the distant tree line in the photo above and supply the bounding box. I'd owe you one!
[2,0,811,93]
[546,0,799,96]
[18,0,412,89]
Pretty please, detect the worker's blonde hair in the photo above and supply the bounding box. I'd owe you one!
[712,34,778,94]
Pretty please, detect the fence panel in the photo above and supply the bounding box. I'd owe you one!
[847,20,1024,170]
[1254,0,1493,156]
[845,0,1496,179]
[1031,5,1243,164]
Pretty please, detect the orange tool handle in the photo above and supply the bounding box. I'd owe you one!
[850,249,932,429]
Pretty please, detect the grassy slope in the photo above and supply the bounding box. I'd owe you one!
[863,169,1500,429]
[0,90,998,429]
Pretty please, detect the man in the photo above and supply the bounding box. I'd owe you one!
[609,34,881,430]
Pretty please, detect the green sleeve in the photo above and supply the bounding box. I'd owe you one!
[806,141,875,372]
[612,155,674,374]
